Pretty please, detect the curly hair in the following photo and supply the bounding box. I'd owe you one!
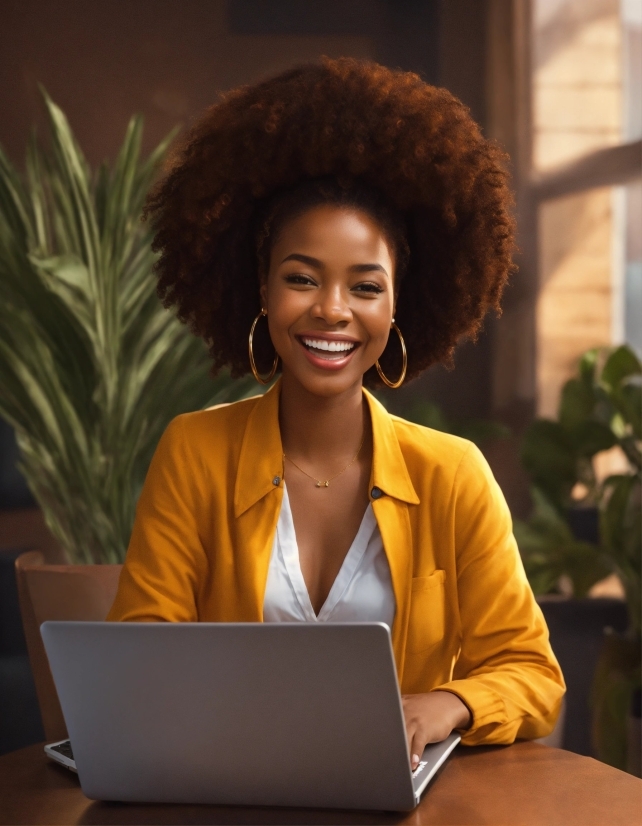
[145,56,515,385]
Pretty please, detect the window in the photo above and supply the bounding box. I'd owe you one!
[533,0,642,416]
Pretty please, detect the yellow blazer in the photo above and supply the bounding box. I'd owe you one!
[108,381,564,745]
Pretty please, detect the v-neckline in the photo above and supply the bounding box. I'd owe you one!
[277,483,377,621]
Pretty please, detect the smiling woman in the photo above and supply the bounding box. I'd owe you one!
[108,57,565,767]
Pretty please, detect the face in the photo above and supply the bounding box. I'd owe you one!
[260,205,395,397]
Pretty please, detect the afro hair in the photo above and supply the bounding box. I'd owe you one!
[144,56,515,385]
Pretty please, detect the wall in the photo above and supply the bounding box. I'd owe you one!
[0,0,374,166]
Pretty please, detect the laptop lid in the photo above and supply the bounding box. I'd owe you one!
[41,621,456,811]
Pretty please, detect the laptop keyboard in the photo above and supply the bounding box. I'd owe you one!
[51,740,74,760]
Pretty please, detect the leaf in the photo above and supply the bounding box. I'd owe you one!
[516,487,611,597]
[578,347,599,384]
[614,381,642,440]
[30,252,91,294]
[601,345,641,392]
[570,420,618,457]
[0,87,250,563]
[601,476,641,565]
[559,378,595,430]
[521,420,576,512]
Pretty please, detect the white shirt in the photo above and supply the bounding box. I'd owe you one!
[263,484,396,627]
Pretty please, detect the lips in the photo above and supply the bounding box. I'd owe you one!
[296,334,360,370]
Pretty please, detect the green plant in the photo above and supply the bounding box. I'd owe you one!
[401,400,510,447]
[513,487,612,597]
[516,345,641,629]
[0,91,254,564]
[516,345,641,773]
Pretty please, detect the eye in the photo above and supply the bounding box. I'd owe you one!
[285,273,317,286]
[352,281,384,295]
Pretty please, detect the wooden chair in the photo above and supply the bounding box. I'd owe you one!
[15,551,122,742]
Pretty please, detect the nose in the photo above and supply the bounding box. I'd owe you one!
[310,283,352,326]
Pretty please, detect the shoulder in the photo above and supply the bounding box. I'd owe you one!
[390,414,496,492]
[159,393,264,453]
[390,414,475,467]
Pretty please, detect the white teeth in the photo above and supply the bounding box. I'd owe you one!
[302,338,356,352]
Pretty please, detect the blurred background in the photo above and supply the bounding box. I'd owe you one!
[0,0,640,774]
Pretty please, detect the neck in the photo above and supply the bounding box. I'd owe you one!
[278,370,367,462]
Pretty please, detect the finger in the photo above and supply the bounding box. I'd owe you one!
[410,730,425,770]
[403,716,419,769]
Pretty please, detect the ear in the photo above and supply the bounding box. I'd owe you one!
[259,281,268,311]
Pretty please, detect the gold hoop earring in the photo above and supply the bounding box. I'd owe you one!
[375,320,407,389]
[248,309,279,385]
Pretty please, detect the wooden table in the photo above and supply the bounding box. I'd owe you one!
[1,741,640,825]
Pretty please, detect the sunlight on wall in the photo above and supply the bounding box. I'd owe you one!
[534,0,623,170]
[537,186,615,417]
[533,0,641,418]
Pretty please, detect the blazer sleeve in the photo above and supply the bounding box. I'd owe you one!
[107,415,208,622]
[433,444,566,745]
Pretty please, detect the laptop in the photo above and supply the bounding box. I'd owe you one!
[40,621,460,811]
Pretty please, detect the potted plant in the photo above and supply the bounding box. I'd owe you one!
[515,345,641,773]
[0,91,253,565]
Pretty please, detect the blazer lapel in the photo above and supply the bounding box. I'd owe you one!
[233,381,284,620]
[229,381,419,679]
[364,390,419,682]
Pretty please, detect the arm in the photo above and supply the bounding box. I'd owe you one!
[107,415,209,622]
[432,443,566,745]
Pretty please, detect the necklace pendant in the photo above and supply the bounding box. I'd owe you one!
[323,480,329,487]
[315,481,322,488]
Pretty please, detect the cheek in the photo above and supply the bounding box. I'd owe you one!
[265,285,306,342]
[359,302,394,348]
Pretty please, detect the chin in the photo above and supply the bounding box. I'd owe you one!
[284,364,365,398]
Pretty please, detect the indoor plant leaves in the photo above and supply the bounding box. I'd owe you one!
[0,91,254,563]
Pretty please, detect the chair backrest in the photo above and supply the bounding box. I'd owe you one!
[15,551,122,742]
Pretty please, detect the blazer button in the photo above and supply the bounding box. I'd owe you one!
[370,486,384,500]
[272,476,281,486]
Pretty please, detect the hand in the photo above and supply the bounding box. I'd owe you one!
[401,691,471,770]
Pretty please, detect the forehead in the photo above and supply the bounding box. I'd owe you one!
[271,205,395,265]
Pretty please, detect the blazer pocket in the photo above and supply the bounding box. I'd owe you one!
[407,570,446,654]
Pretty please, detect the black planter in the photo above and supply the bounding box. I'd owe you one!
[538,596,629,756]
[591,630,641,773]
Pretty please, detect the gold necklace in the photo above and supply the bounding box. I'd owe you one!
[283,434,365,488]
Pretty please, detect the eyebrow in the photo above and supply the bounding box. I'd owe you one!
[280,253,389,277]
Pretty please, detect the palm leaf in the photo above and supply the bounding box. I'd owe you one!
[0,89,255,563]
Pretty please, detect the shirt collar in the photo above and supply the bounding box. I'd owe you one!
[234,379,419,517]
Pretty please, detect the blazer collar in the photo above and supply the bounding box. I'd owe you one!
[234,382,284,518]
[362,389,419,505]
[234,379,419,517]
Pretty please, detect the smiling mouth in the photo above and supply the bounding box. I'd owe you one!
[299,336,359,360]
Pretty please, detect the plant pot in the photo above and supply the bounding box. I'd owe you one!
[627,687,641,777]
[591,629,642,775]
[538,596,628,755]
[15,552,122,741]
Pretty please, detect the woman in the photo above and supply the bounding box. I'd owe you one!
[108,58,564,766]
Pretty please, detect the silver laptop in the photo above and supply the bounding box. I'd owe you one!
[41,622,460,811]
